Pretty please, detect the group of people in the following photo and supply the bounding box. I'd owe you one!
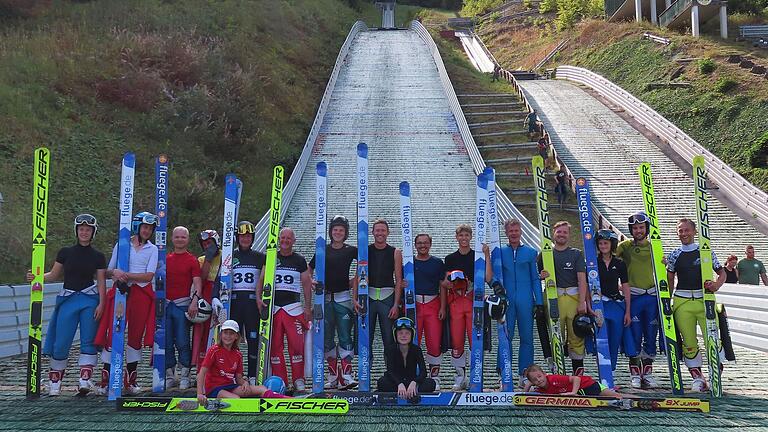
[33,205,737,399]
[722,245,768,286]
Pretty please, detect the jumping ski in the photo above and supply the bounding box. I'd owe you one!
[513,394,709,413]
[469,170,488,393]
[485,167,514,392]
[117,397,349,414]
[256,166,284,384]
[108,152,136,400]
[356,143,371,391]
[26,147,50,400]
[532,155,566,375]
[152,155,169,393]
[638,162,684,395]
[399,182,416,335]
[575,178,614,388]
[692,155,723,398]
[312,162,327,393]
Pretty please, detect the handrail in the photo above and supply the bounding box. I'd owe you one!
[409,20,541,249]
[556,66,768,227]
[252,21,369,251]
[658,0,693,27]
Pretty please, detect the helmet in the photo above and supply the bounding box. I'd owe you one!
[131,212,158,236]
[595,229,619,253]
[393,317,415,342]
[263,376,286,394]
[198,230,220,250]
[186,298,212,323]
[74,213,98,239]
[448,270,468,293]
[235,221,256,248]
[627,211,650,235]
[485,294,508,321]
[328,215,350,241]
[573,314,595,339]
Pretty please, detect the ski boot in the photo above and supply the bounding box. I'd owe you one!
[124,370,142,395]
[95,368,110,396]
[78,366,95,395]
[324,357,339,390]
[48,370,63,396]
[165,367,177,389]
[178,367,191,390]
[338,359,357,390]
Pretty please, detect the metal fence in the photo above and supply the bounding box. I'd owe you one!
[0,283,62,359]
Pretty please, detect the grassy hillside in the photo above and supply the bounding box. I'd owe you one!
[479,17,768,193]
[0,0,421,282]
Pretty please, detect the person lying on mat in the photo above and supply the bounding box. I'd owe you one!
[523,363,629,398]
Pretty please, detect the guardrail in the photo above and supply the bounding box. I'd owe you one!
[556,66,768,226]
[740,25,768,40]
[1,283,61,359]
[409,20,541,248]
[715,283,768,354]
[642,32,671,45]
[534,39,568,71]
[659,0,693,28]
[252,21,369,251]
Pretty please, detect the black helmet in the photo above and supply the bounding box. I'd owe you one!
[627,211,650,236]
[236,220,256,248]
[595,229,619,253]
[573,314,595,339]
[74,214,98,240]
[485,294,508,321]
[329,215,350,241]
[393,317,415,343]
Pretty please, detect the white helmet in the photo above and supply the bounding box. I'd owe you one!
[186,298,212,323]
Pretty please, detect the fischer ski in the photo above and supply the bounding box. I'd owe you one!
[356,143,370,391]
[532,155,566,375]
[574,178,613,388]
[152,155,169,393]
[513,394,709,413]
[485,167,514,392]
[470,170,488,393]
[26,147,50,399]
[257,166,284,384]
[638,162,684,395]
[117,397,349,414]
[312,162,327,393]
[109,152,136,400]
[693,155,723,398]
[399,182,416,336]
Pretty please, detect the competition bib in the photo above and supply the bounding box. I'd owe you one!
[274,268,302,294]
[232,265,260,291]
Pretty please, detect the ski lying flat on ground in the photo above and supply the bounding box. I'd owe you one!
[399,182,416,335]
[638,162,684,395]
[312,162,327,393]
[575,178,614,388]
[692,155,723,398]
[109,152,136,401]
[256,166,284,384]
[26,147,50,400]
[308,392,708,412]
[470,170,489,393]
[357,142,370,391]
[116,397,348,414]
[485,167,514,392]
[532,155,566,374]
[152,155,169,393]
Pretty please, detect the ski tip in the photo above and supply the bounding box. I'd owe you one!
[273,165,284,177]
[225,173,237,184]
[123,152,136,167]
[317,161,327,176]
[157,154,169,164]
[399,181,410,196]
[575,177,587,187]
[693,155,705,165]
[477,171,488,188]
[357,142,368,157]
[483,166,494,178]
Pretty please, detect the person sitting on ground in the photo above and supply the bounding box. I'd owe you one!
[196,320,289,405]
[523,363,628,398]
[377,317,436,401]
[724,255,738,284]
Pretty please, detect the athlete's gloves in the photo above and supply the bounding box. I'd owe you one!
[533,305,545,320]
[491,280,506,297]
[204,243,218,261]
[212,297,224,317]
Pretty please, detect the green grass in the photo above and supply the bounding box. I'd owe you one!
[0,0,418,282]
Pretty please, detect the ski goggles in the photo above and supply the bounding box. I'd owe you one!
[628,213,649,225]
[448,270,466,281]
[200,230,219,241]
[596,229,618,241]
[394,317,414,331]
[136,213,158,225]
[237,223,256,235]
[75,214,97,227]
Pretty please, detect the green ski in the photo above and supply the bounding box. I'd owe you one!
[257,166,284,384]
[27,147,50,399]
[532,155,566,374]
[638,162,684,395]
[117,397,348,414]
[692,156,722,398]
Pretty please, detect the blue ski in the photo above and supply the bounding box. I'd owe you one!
[356,143,371,391]
[312,162,328,393]
[399,182,416,337]
[575,178,614,389]
[218,174,239,323]
[108,152,136,400]
[485,167,514,391]
[152,155,169,393]
[470,170,489,393]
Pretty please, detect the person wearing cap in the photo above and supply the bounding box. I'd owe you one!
[377,317,436,401]
[26,214,107,396]
[95,211,159,395]
[191,229,222,370]
[444,224,490,391]
[196,320,289,404]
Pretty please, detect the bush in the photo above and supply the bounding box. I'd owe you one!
[748,131,768,169]
[698,58,716,74]
[714,77,738,93]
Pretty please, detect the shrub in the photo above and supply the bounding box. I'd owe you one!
[714,77,738,93]
[698,58,716,74]
[748,131,768,169]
